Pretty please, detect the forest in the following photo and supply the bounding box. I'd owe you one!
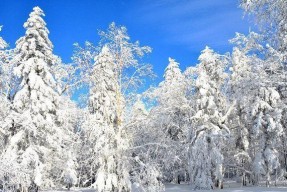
[0,0,286,191]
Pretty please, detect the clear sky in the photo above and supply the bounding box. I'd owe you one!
[0,0,254,91]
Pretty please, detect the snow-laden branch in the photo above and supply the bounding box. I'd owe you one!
[128,142,169,150]
[220,100,237,124]
[189,127,207,148]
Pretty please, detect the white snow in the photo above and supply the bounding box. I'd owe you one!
[42,183,287,192]
[165,184,287,192]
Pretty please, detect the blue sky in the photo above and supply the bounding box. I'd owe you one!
[0,0,254,90]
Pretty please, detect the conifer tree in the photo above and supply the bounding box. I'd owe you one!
[229,31,284,187]
[0,7,70,189]
[151,58,189,183]
[85,46,130,191]
[188,47,229,189]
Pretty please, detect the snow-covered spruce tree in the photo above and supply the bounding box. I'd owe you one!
[0,7,72,190]
[241,1,287,176]
[228,32,264,186]
[188,47,230,190]
[148,57,189,183]
[249,85,283,187]
[229,48,253,186]
[246,50,283,187]
[160,58,188,117]
[83,45,130,191]
[229,32,284,186]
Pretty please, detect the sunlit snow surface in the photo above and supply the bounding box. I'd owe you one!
[44,183,287,192]
[165,183,287,192]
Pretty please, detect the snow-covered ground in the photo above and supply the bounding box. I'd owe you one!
[44,183,287,192]
[165,183,287,192]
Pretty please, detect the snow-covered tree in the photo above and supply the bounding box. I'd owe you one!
[159,58,187,112]
[0,7,74,190]
[229,31,285,186]
[77,22,154,191]
[0,26,9,115]
[0,26,10,155]
[240,0,287,104]
[148,57,189,183]
[99,22,153,99]
[0,26,17,103]
[241,0,287,53]
[187,47,230,190]
[154,58,188,140]
[240,4,287,176]
[249,86,282,186]
[83,46,131,191]
[227,32,264,186]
